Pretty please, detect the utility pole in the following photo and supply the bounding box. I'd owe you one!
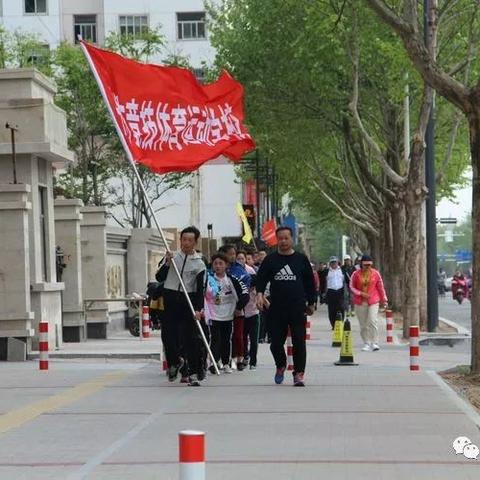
[5,122,18,184]
[424,0,439,332]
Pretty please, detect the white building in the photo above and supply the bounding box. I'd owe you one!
[0,0,242,239]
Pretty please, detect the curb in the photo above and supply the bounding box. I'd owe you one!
[28,352,161,360]
[439,317,471,336]
[426,370,480,429]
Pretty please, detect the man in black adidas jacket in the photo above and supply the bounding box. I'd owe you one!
[256,226,316,387]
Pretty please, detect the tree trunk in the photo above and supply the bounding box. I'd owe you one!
[390,203,406,311]
[418,231,428,331]
[403,196,422,337]
[402,131,426,337]
[468,109,480,373]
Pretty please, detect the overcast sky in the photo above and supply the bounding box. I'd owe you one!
[436,170,472,223]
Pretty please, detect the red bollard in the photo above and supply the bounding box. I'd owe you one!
[179,430,205,480]
[386,309,394,343]
[39,322,49,371]
[409,325,420,371]
[142,305,150,339]
[305,319,311,340]
[287,327,294,371]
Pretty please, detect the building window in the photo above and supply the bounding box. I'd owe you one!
[24,0,47,14]
[25,44,50,67]
[119,15,148,38]
[177,12,206,40]
[74,15,97,43]
[192,67,205,82]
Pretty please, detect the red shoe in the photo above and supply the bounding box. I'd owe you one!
[180,376,189,384]
[293,373,305,387]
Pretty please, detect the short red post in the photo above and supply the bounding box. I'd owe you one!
[162,346,168,373]
[409,325,420,371]
[386,309,394,343]
[179,430,205,480]
[305,319,311,340]
[39,321,49,371]
[142,305,150,339]
[287,327,294,371]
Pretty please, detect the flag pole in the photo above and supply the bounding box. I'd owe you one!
[79,39,220,375]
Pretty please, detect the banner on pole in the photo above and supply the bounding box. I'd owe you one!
[262,218,278,246]
[236,202,253,244]
[80,41,255,174]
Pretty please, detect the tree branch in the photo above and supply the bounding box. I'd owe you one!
[348,9,406,186]
[365,0,470,112]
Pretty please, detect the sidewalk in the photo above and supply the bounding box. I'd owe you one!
[0,307,478,479]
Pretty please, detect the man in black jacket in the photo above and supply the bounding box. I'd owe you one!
[256,226,316,387]
[156,226,206,386]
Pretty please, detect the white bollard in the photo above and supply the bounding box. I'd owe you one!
[179,430,205,480]
[287,327,294,371]
[142,305,150,339]
[305,319,311,340]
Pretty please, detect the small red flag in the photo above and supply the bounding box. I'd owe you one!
[80,41,255,173]
[262,218,278,246]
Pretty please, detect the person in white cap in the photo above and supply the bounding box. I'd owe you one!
[321,256,346,329]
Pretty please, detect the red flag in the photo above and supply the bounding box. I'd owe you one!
[262,218,278,246]
[80,41,255,173]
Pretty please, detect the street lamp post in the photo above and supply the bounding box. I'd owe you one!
[424,0,439,332]
[5,122,18,184]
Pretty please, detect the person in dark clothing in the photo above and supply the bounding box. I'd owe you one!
[156,226,206,387]
[256,226,316,387]
[342,255,356,315]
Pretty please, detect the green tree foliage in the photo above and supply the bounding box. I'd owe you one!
[0,26,51,74]
[207,0,470,227]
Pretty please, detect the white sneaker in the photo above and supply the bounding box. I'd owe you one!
[223,365,232,374]
[361,343,371,351]
[371,343,380,351]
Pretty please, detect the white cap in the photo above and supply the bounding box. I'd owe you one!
[344,255,351,260]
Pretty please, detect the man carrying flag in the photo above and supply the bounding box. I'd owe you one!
[80,40,255,381]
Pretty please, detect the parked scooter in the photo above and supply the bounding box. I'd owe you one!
[128,282,164,336]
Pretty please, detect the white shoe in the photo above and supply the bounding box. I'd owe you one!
[223,365,232,374]
[371,343,380,351]
[361,343,371,351]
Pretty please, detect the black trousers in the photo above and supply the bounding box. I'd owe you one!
[258,310,269,341]
[210,320,233,365]
[268,303,307,374]
[243,314,260,366]
[162,290,203,376]
[326,288,345,328]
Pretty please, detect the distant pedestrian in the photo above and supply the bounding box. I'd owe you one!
[240,251,260,369]
[256,227,316,387]
[156,226,206,386]
[317,262,327,298]
[342,255,356,315]
[204,253,249,374]
[349,255,388,352]
[321,256,346,329]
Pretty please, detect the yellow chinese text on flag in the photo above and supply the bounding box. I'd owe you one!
[236,202,253,244]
